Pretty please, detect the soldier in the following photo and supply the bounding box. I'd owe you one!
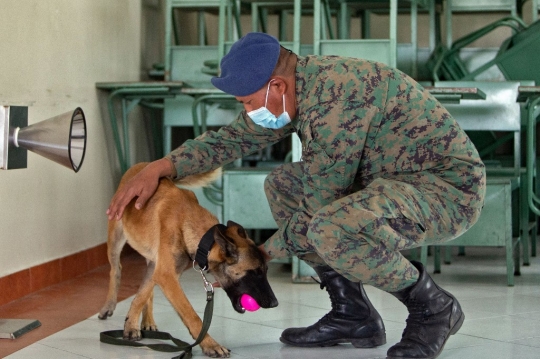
[107,32,486,359]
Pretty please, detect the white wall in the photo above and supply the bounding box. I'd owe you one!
[0,1,144,277]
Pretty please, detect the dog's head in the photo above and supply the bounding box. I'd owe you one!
[207,221,278,313]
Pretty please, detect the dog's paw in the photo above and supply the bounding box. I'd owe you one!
[202,343,231,358]
[123,328,142,341]
[98,302,116,320]
[141,323,158,331]
[97,309,113,320]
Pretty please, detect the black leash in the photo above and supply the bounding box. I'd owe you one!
[100,224,223,358]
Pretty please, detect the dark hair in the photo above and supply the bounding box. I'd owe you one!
[272,46,294,77]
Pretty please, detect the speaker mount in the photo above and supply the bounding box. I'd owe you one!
[1,105,87,172]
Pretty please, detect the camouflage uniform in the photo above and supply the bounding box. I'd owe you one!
[166,55,486,292]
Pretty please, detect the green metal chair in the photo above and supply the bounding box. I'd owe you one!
[313,0,401,67]
[340,0,434,78]
[443,0,520,47]
[521,87,540,258]
[163,0,243,154]
[427,15,532,82]
[248,0,314,55]
[421,81,531,286]
[431,15,540,85]
[164,0,242,83]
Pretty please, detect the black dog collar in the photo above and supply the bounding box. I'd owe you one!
[195,224,227,270]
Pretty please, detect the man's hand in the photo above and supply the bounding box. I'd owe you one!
[106,158,175,221]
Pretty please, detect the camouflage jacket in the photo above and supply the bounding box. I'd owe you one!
[166,55,486,220]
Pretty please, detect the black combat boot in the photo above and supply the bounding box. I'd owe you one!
[279,266,386,348]
[388,261,465,359]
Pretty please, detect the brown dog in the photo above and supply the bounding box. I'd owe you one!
[98,162,278,358]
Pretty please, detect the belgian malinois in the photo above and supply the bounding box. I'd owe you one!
[98,162,278,358]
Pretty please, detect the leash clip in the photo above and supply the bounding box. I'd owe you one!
[193,260,214,294]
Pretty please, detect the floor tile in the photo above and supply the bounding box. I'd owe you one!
[442,340,540,359]
[4,246,540,359]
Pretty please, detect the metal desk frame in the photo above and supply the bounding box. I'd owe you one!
[96,81,185,173]
[519,86,540,262]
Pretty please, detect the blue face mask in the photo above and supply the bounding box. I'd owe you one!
[247,80,291,129]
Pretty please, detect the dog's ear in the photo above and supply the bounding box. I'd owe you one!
[226,220,247,239]
[214,226,239,264]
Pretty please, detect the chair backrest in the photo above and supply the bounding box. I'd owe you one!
[444,0,518,47]
[165,0,240,82]
[496,19,540,85]
[448,0,518,13]
[429,16,528,81]
[435,81,522,173]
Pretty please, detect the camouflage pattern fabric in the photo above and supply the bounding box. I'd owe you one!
[166,55,486,292]
[264,161,481,291]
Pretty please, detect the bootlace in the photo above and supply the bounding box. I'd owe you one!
[311,276,338,324]
[402,300,429,342]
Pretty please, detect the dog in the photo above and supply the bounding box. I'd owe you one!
[98,162,278,358]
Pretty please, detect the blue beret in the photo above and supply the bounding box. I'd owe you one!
[211,33,280,96]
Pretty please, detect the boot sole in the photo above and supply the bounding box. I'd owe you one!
[386,312,465,359]
[280,333,386,348]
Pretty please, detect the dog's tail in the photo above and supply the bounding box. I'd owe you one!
[174,167,222,188]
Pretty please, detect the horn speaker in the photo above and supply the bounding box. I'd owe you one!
[0,105,87,338]
[1,105,87,172]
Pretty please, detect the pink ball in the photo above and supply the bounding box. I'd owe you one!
[240,294,260,312]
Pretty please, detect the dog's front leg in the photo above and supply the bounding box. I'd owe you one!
[124,261,156,340]
[98,223,126,320]
[155,270,231,358]
[141,290,157,331]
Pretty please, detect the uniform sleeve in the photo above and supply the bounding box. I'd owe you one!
[165,111,294,179]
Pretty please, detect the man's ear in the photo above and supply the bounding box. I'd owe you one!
[226,220,248,239]
[214,225,239,264]
[271,77,287,96]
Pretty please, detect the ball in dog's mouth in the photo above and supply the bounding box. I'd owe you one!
[240,294,260,312]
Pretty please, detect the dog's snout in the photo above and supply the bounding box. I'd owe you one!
[268,297,279,308]
[260,294,279,309]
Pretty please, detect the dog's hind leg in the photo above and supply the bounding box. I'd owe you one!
[124,260,156,340]
[98,221,126,320]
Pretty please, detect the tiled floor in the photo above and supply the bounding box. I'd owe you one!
[2,247,540,359]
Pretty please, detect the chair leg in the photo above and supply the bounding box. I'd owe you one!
[444,247,452,264]
[434,247,441,274]
[521,172,531,266]
[532,226,537,257]
[163,126,172,155]
[420,246,428,266]
[507,238,516,286]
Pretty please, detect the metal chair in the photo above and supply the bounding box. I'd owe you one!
[312,0,401,67]
[421,81,528,286]
[427,16,534,82]
[164,0,242,82]
[341,0,435,79]
[443,0,521,47]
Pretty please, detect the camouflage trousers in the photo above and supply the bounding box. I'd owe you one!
[263,162,482,292]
